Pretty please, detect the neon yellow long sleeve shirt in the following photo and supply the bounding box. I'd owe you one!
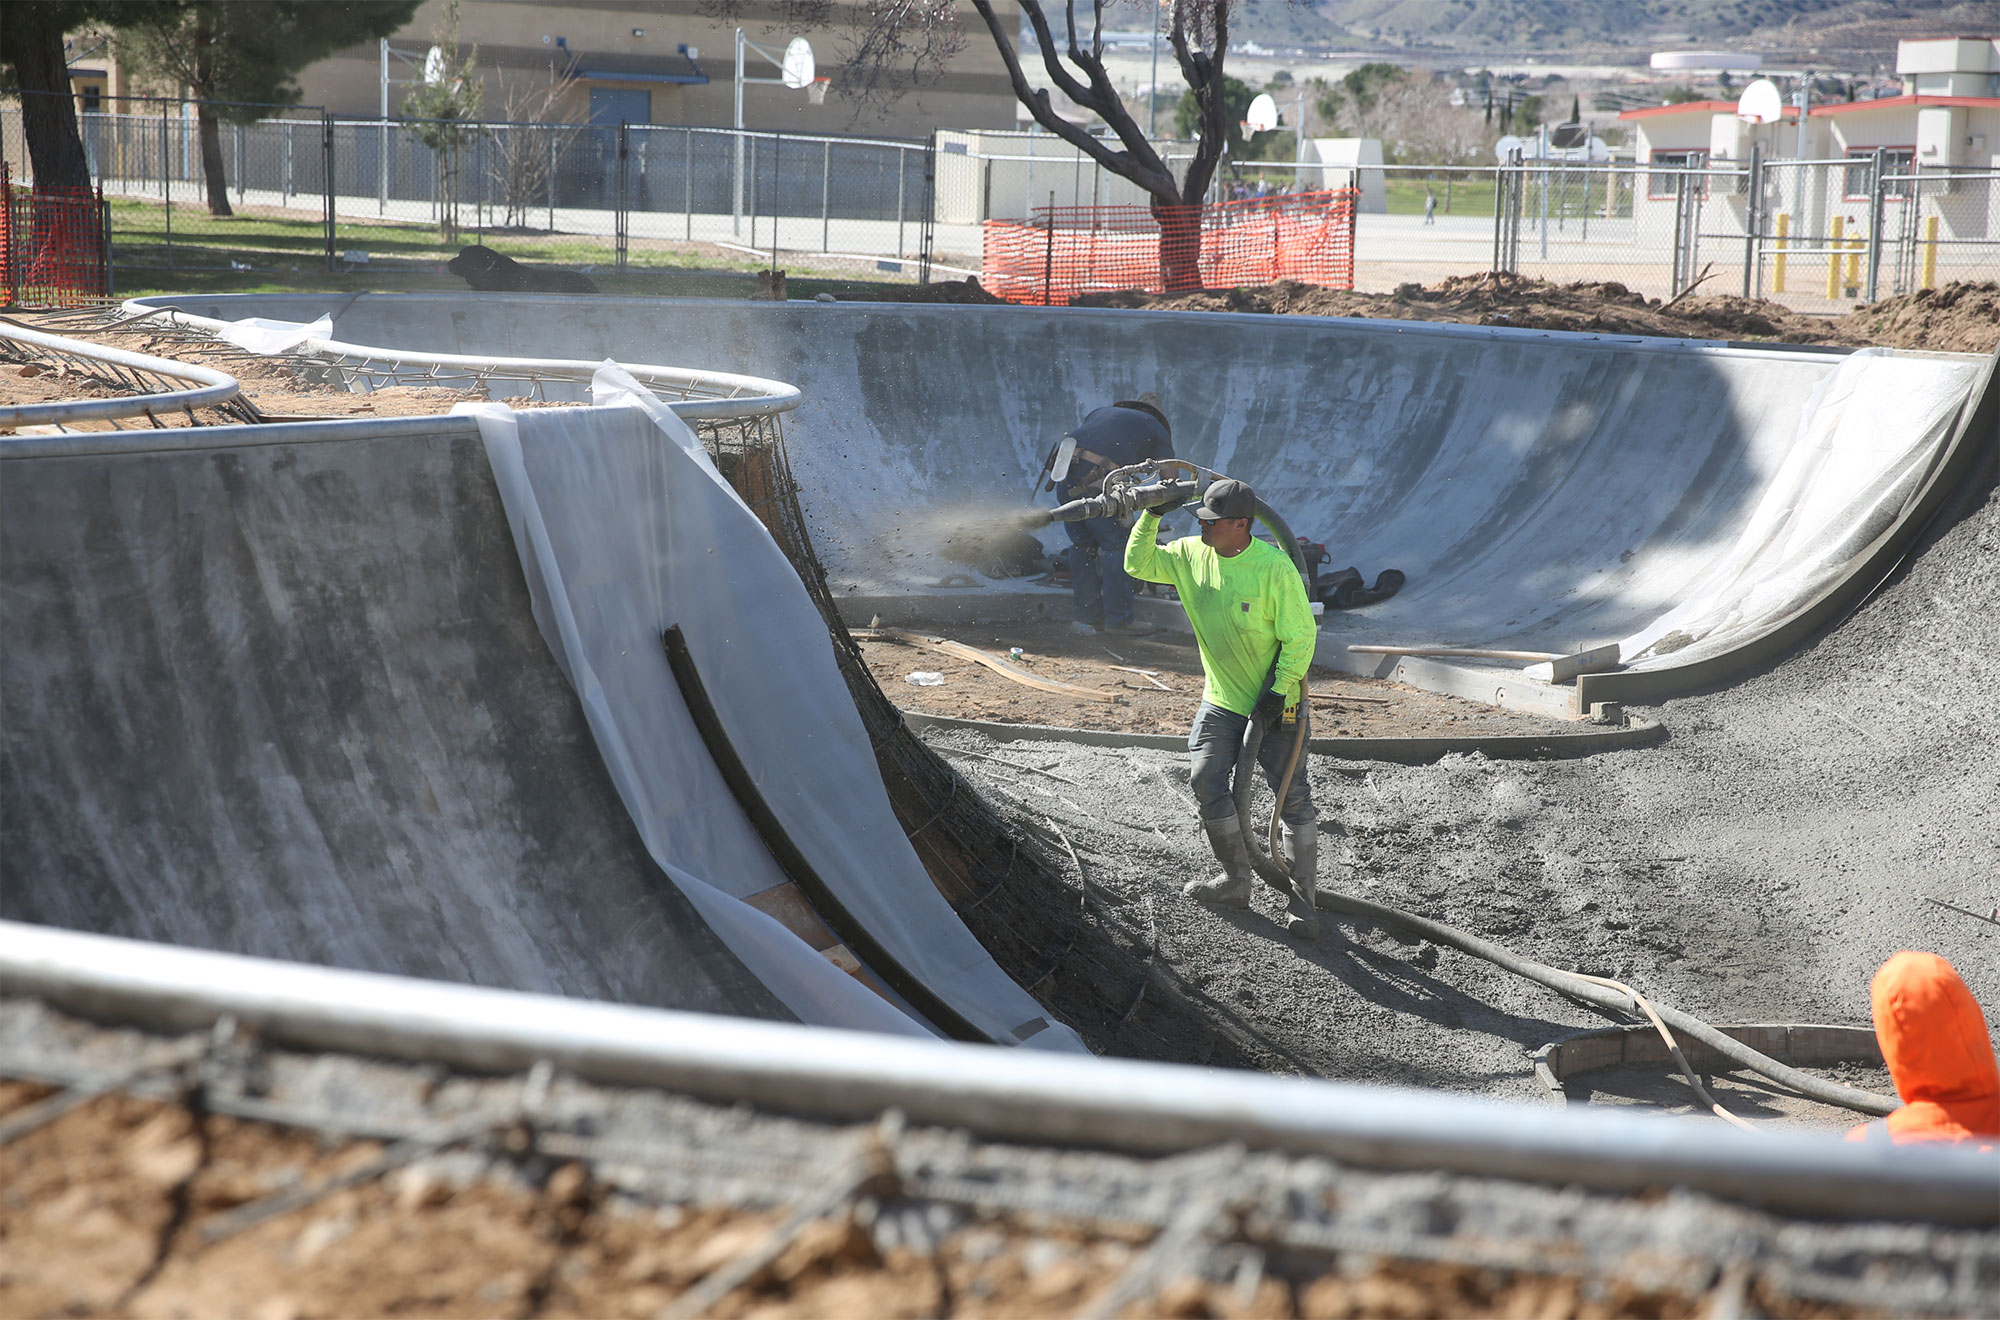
[1125,510,1317,717]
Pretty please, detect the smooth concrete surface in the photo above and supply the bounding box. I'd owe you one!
[139,294,1990,709]
[0,425,793,1023]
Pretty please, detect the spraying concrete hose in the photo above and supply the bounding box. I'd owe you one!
[1042,465,1897,1122]
[1044,463,1317,890]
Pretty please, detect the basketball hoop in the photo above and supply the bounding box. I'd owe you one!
[807,76,830,105]
[1243,93,1279,135]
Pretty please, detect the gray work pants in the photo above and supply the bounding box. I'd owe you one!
[1187,700,1315,828]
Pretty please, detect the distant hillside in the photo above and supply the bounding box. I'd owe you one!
[1219,0,1994,62]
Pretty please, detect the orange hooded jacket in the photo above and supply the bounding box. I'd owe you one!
[1846,951,2000,1147]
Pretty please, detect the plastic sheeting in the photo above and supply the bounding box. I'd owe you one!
[1620,349,1976,668]
[456,374,1087,1052]
[213,314,331,355]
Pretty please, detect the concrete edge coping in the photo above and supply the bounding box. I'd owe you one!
[1531,1023,1882,1103]
[901,708,1667,764]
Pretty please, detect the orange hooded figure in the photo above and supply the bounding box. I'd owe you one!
[1847,951,2000,1147]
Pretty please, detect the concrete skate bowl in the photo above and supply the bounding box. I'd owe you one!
[133,293,1997,719]
[0,326,1119,1058]
[20,297,1997,1086]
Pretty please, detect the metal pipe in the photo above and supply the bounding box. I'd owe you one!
[2,921,1992,1225]
[0,322,240,427]
[116,302,803,421]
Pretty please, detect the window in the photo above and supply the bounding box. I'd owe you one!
[1844,147,1915,200]
[1647,149,1708,200]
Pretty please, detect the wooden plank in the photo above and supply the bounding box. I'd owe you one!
[742,882,839,951]
[864,627,1119,702]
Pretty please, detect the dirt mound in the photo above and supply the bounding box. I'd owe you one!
[1051,274,2000,354]
[1067,273,1889,346]
[1831,281,2000,355]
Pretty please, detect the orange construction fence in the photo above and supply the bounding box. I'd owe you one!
[1,164,111,308]
[981,189,1357,305]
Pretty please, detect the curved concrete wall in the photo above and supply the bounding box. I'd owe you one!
[141,294,1991,695]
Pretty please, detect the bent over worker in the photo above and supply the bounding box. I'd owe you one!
[1056,396,1175,636]
[1846,950,1998,1148]
[1126,478,1321,937]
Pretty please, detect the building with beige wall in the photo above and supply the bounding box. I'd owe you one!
[1617,35,2000,275]
[290,0,1023,140]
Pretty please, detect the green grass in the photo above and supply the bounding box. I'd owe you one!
[103,197,922,301]
[1378,175,1635,220]
[1383,177,1496,217]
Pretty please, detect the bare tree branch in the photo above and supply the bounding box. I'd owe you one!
[967,0,1150,189]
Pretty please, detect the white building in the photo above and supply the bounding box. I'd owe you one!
[1617,36,2000,285]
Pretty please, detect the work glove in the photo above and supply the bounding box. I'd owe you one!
[1145,483,1192,515]
[1253,689,1285,729]
[1255,688,1301,729]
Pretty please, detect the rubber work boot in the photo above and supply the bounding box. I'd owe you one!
[1280,825,1321,939]
[1184,816,1253,907]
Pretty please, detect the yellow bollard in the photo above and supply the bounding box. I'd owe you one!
[1773,213,1790,293]
[1844,222,1863,295]
[1920,214,1939,290]
[1825,215,1843,299]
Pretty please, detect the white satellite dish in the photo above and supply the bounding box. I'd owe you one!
[781,37,815,90]
[1736,78,1784,124]
[423,45,446,85]
[1244,93,1280,133]
[1494,134,1526,162]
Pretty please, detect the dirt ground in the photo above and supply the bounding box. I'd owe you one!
[0,1078,1864,1320]
[857,618,1580,739]
[883,274,2000,356]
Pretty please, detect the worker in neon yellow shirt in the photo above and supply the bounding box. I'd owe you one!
[1126,478,1321,937]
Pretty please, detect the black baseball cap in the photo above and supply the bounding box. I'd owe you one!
[1194,478,1256,522]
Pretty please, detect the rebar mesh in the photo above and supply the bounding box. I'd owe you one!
[700,418,1251,1066]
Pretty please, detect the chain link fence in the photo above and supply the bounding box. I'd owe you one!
[1228,154,1997,308]
[3,92,333,279]
[8,89,1992,306]
[327,118,936,276]
[4,94,937,288]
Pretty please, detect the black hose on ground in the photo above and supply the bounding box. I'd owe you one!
[1316,885,1899,1117]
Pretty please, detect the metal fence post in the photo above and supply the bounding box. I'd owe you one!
[1491,162,1504,273]
[99,187,115,298]
[234,122,245,204]
[920,138,935,284]
[1743,143,1762,299]
[896,149,907,257]
[548,131,557,232]
[1865,146,1886,303]
[821,139,831,253]
[684,129,693,242]
[322,111,335,272]
[771,131,781,270]
[161,102,172,270]
[1043,191,1054,305]
[616,122,630,271]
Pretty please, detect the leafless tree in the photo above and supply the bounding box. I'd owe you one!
[485,63,582,230]
[971,0,1232,289]
[1375,77,1490,168]
[701,0,1237,290]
